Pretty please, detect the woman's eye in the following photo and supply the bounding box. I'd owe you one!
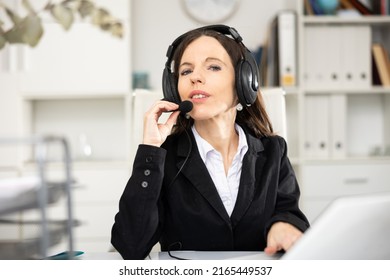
[180,69,192,76]
[208,65,221,71]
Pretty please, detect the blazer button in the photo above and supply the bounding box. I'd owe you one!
[145,156,152,163]
[144,169,151,176]
[141,181,148,188]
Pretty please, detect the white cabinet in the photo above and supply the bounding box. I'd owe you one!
[19,22,130,95]
[65,164,130,253]
[300,162,390,222]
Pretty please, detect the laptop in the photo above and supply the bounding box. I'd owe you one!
[282,192,390,260]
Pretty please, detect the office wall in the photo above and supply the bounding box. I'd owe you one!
[131,0,294,90]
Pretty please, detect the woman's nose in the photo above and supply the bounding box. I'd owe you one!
[190,69,204,84]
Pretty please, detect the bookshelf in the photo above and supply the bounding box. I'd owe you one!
[290,0,390,222]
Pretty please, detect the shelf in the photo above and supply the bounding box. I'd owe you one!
[303,87,390,94]
[302,15,390,25]
[280,86,300,95]
[25,98,128,162]
[21,92,130,101]
[22,160,129,170]
[302,157,390,165]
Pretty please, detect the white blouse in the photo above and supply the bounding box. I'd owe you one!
[192,124,248,216]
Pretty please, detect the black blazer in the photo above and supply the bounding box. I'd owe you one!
[111,126,309,259]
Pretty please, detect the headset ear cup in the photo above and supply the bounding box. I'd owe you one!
[235,60,246,106]
[236,59,258,106]
[162,67,172,100]
[169,73,181,104]
[162,67,181,104]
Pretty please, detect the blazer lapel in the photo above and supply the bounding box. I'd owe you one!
[230,131,265,228]
[176,131,231,226]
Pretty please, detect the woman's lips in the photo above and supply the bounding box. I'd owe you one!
[189,90,209,102]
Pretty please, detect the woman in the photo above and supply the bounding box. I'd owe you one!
[111,25,309,260]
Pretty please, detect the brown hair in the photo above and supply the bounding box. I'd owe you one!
[171,28,273,138]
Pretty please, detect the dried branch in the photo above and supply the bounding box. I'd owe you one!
[0,0,123,50]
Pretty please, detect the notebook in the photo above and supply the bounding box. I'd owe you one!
[282,192,390,260]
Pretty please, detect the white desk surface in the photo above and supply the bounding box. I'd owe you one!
[80,251,280,260]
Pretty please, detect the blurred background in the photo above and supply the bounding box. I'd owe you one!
[1,0,390,259]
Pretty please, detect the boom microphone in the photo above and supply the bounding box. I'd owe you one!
[165,100,193,114]
[177,100,193,114]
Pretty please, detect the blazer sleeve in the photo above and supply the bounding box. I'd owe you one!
[111,144,166,259]
[265,137,310,235]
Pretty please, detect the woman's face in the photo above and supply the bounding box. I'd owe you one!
[177,35,236,121]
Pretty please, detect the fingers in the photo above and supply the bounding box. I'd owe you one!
[264,245,280,256]
[265,222,303,255]
[142,100,180,147]
[165,110,181,128]
[145,100,179,118]
[264,236,282,256]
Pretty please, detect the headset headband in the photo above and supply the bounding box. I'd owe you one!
[165,25,243,70]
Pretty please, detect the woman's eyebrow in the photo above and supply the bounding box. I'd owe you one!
[179,57,226,69]
[179,61,193,69]
[205,57,227,65]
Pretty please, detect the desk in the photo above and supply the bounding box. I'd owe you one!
[80,251,280,260]
[149,251,280,260]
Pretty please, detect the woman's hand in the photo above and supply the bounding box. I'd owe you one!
[264,222,303,255]
[142,100,180,147]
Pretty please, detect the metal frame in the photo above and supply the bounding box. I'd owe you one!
[0,135,74,259]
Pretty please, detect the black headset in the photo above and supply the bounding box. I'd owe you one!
[162,25,259,107]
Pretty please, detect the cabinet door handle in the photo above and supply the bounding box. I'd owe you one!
[343,178,368,185]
